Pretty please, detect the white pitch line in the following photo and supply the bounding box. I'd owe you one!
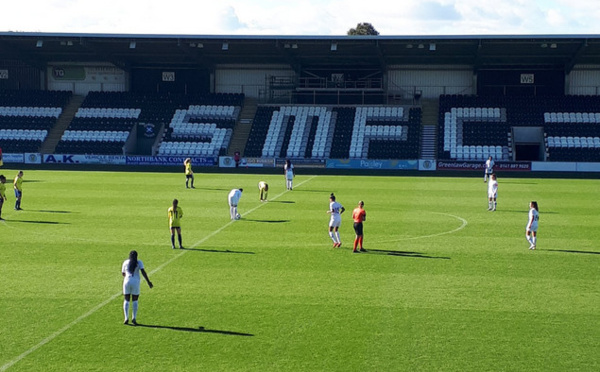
[375,212,468,243]
[0,176,317,371]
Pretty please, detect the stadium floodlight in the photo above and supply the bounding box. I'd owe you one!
[36,40,43,48]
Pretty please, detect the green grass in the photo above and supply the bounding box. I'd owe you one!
[0,169,598,371]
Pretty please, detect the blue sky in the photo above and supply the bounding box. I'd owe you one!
[2,0,600,35]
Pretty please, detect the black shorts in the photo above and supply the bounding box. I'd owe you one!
[353,222,363,235]
[186,174,194,180]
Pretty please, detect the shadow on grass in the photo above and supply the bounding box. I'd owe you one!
[180,247,254,254]
[132,323,254,336]
[31,210,73,214]
[365,248,450,259]
[244,219,290,223]
[545,249,600,255]
[290,189,327,193]
[265,200,295,204]
[499,181,538,185]
[495,210,558,214]
[191,187,232,191]
[5,219,68,225]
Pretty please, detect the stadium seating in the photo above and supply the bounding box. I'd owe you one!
[0,90,70,152]
[245,105,420,160]
[156,103,240,157]
[438,94,600,162]
[55,91,243,155]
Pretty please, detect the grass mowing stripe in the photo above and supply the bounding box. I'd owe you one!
[0,176,317,371]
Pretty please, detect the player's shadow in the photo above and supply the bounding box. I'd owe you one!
[291,189,327,193]
[180,247,254,254]
[6,219,69,225]
[499,181,537,184]
[31,210,73,214]
[267,200,295,204]
[545,249,600,255]
[244,219,290,223]
[496,210,558,214]
[365,249,450,259]
[132,323,253,336]
[194,187,231,191]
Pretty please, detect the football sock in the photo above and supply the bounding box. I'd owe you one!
[329,231,336,242]
[526,235,532,244]
[353,238,358,250]
[359,236,363,248]
[123,300,129,320]
[132,301,138,320]
[532,236,536,246]
[335,231,340,244]
[178,235,182,247]
[493,202,497,209]
[171,235,175,247]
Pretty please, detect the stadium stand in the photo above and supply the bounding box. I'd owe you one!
[438,94,600,162]
[54,91,243,155]
[0,90,71,152]
[157,104,239,157]
[244,105,421,160]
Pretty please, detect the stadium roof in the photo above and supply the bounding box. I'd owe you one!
[1,32,600,72]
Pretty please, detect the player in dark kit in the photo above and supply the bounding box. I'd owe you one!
[352,201,367,253]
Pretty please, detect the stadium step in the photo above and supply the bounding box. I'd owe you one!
[419,99,439,159]
[39,94,86,154]
[228,97,258,156]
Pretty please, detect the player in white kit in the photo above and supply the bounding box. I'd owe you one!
[327,193,345,248]
[284,159,294,190]
[228,188,243,220]
[487,174,498,211]
[484,156,494,182]
[122,250,153,325]
[526,201,539,250]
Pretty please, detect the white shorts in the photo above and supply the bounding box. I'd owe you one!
[527,223,538,233]
[123,277,141,295]
[329,215,341,228]
[488,192,497,199]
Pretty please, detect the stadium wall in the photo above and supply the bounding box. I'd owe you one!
[215,64,295,98]
[47,63,127,94]
[568,66,600,95]
[387,65,474,99]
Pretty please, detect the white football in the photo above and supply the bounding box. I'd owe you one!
[235,213,241,220]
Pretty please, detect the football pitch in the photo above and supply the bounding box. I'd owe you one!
[0,169,598,371]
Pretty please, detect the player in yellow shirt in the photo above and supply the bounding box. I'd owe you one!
[184,158,195,189]
[0,175,7,220]
[168,199,184,249]
[13,171,23,211]
[258,181,269,202]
